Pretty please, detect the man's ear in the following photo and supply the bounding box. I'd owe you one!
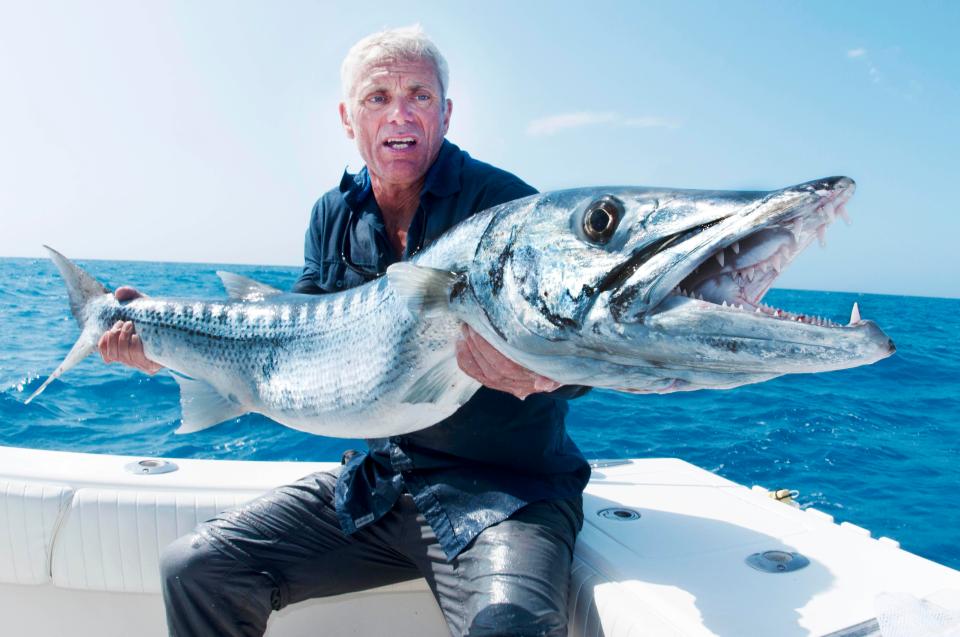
[339,102,355,139]
[442,98,453,135]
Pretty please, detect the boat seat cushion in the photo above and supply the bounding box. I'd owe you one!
[0,478,74,585]
[51,487,257,593]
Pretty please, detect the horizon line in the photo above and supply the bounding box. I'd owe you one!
[2,254,956,302]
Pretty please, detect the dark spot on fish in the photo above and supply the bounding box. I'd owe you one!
[704,336,740,353]
[488,239,515,296]
[609,284,641,322]
[536,298,580,331]
[450,276,468,301]
[471,286,508,342]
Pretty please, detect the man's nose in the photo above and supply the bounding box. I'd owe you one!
[387,98,414,124]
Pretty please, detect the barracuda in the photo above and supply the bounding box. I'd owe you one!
[27,176,895,437]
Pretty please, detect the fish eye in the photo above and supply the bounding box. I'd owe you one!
[583,196,624,244]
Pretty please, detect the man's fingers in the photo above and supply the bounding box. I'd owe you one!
[105,321,121,362]
[455,336,485,381]
[129,335,159,375]
[463,326,528,382]
[98,331,113,363]
[117,321,133,360]
[96,319,162,374]
[458,324,561,399]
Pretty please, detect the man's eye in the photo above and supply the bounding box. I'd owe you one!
[415,94,431,102]
[367,95,386,104]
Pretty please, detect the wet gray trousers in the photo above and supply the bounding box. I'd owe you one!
[160,471,583,637]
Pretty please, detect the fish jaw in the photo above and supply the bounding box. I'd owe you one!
[582,176,893,387]
[603,176,856,321]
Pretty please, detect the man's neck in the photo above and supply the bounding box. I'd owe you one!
[371,175,425,257]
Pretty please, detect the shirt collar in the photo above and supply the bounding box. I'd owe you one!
[338,139,462,209]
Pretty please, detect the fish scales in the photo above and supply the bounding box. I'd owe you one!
[29,179,894,437]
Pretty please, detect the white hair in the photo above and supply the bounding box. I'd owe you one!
[340,25,449,108]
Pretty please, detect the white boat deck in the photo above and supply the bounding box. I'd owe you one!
[1,445,958,636]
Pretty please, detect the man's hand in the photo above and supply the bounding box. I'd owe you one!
[98,287,163,375]
[455,324,561,400]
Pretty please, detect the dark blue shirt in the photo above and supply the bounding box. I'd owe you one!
[293,139,591,559]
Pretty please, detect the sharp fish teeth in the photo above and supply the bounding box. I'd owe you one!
[838,205,852,226]
[732,242,740,254]
[716,251,725,267]
[849,302,861,325]
[822,200,836,221]
[772,254,783,273]
[791,218,804,242]
[817,226,827,248]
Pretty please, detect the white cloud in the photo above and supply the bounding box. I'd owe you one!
[847,48,882,84]
[526,111,618,136]
[526,111,678,137]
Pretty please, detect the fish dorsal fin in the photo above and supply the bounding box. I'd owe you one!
[170,374,247,434]
[386,263,461,315]
[217,271,283,302]
[402,356,481,406]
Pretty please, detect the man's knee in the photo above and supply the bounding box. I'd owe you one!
[160,531,227,593]
[467,602,567,637]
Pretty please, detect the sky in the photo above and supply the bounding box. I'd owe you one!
[0,1,958,298]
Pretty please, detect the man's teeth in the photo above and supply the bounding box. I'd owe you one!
[386,138,416,148]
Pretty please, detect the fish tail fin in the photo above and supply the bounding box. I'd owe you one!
[24,247,111,404]
[42,245,110,327]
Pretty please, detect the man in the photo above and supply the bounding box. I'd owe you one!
[100,26,590,637]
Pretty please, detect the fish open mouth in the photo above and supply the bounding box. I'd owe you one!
[614,177,861,327]
[670,178,855,326]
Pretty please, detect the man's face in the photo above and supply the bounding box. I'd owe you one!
[340,57,452,189]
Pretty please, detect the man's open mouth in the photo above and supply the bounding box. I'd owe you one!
[384,136,418,150]
[668,177,856,327]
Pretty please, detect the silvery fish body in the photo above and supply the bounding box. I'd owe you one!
[28,176,895,437]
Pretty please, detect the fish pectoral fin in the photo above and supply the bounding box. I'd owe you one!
[217,271,283,302]
[402,356,481,406]
[386,263,462,316]
[171,374,246,434]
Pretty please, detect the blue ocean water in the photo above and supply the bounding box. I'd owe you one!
[1,256,957,570]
